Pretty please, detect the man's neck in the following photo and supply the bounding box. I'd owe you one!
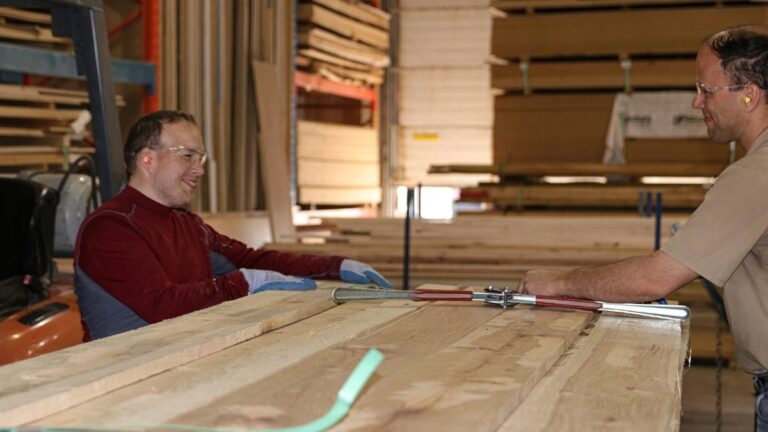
[128,178,168,207]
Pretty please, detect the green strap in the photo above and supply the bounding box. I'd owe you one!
[6,349,384,432]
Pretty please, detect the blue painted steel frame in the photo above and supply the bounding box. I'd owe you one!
[0,42,156,92]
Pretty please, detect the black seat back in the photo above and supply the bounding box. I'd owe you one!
[0,178,58,317]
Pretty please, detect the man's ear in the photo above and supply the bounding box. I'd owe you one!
[138,148,154,171]
[744,84,762,111]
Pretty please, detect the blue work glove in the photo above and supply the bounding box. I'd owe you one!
[339,259,393,289]
[239,269,317,294]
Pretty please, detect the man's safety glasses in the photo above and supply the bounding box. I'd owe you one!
[151,146,207,166]
[695,81,746,98]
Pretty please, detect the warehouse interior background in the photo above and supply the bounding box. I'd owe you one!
[0,0,765,430]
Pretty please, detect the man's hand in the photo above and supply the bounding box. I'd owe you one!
[239,269,317,294]
[340,259,393,289]
[517,269,568,296]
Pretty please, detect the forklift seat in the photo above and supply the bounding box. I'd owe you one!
[0,178,59,318]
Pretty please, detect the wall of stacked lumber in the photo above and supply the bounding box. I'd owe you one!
[0,282,689,430]
[425,0,765,211]
[490,0,763,167]
[396,0,494,186]
[0,8,127,172]
[294,0,388,207]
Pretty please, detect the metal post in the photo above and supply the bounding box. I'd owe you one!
[403,187,414,290]
[49,0,125,201]
[654,192,662,251]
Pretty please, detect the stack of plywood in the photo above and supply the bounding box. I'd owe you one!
[297,120,381,205]
[490,0,763,166]
[396,0,493,186]
[297,0,390,87]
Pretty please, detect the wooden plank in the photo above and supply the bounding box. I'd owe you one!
[0,153,63,166]
[491,59,695,91]
[312,60,384,86]
[252,61,296,242]
[499,316,687,431]
[298,47,374,72]
[311,0,391,30]
[461,184,708,208]
[299,185,382,204]
[299,26,389,67]
[0,20,69,44]
[0,288,339,426]
[429,162,726,177]
[0,106,82,121]
[492,6,768,59]
[0,83,126,106]
[34,302,418,426]
[298,3,389,50]
[0,127,46,137]
[0,7,51,24]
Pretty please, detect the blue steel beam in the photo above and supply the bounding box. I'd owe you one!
[0,42,155,92]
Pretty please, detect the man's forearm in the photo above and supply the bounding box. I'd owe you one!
[520,250,698,303]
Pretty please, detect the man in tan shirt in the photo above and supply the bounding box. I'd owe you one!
[518,26,768,429]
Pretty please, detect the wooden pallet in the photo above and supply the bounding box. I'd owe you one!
[0,282,689,430]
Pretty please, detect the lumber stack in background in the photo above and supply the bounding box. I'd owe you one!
[297,120,381,205]
[268,214,685,287]
[396,0,493,186]
[296,0,388,207]
[297,0,389,86]
[0,9,126,172]
[490,1,763,167]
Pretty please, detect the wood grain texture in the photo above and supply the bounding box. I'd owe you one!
[35,302,419,426]
[499,316,688,431]
[0,289,337,426]
[298,3,388,49]
[154,305,592,430]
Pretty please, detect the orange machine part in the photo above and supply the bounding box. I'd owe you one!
[0,285,83,366]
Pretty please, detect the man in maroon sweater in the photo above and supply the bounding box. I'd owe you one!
[75,110,391,340]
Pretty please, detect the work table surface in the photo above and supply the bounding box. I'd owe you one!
[0,283,689,431]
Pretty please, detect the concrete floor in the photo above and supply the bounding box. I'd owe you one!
[681,365,755,431]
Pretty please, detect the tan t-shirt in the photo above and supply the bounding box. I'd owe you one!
[662,128,768,374]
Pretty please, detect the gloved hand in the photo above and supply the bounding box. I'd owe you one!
[340,259,393,289]
[239,269,317,294]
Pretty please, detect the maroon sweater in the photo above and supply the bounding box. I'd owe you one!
[75,186,343,337]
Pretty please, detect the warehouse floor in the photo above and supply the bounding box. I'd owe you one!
[681,364,755,431]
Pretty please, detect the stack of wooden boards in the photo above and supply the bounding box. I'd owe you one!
[429,0,765,210]
[267,214,729,363]
[298,0,389,87]
[0,8,122,171]
[297,120,381,205]
[295,0,388,206]
[0,283,689,430]
[396,0,493,186]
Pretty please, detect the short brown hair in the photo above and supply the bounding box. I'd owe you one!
[124,110,197,176]
[708,26,768,98]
